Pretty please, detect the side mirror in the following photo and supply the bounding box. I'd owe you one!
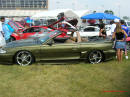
[47,40,53,46]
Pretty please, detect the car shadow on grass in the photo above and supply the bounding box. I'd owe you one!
[37,59,85,65]
[0,58,115,66]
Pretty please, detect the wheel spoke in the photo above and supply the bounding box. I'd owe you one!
[94,58,97,62]
[25,59,30,63]
[90,58,95,61]
[96,57,102,60]
[17,57,23,60]
[21,60,29,66]
[95,58,100,63]
[25,55,31,59]
[21,61,26,66]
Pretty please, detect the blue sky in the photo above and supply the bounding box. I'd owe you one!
[49,0,130,17]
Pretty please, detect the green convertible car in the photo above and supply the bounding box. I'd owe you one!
[0,30,115,66]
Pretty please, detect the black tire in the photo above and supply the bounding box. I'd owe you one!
[87,50,103,64]
[14,50,35,66]
[9,36,16,42]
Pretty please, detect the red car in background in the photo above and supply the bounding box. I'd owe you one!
[126,34,130,50]
[126,37,130,42]
[8,20,69,42]
[10,26,53,41]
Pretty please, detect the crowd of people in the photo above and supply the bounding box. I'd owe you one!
[98,18,129,62]
[111,19,128,62]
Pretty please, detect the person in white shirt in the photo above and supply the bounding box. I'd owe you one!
[111,19,120,36]
[0,17,6,53]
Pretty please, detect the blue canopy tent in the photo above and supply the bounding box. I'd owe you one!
[81,13,120,20]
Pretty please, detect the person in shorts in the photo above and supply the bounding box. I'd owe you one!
[112,23,127,62]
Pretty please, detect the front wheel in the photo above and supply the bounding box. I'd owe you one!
[87,50,103,64]
[14,51,34,66]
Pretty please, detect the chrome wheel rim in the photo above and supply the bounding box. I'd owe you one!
[16,51,32,66]
[89,51,102,64]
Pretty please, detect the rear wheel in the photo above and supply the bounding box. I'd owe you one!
[87,50,103,64]
[14,51,34,66]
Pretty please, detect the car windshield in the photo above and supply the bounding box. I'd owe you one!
[39,30,60,43]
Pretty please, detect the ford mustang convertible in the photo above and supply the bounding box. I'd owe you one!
[0,30,115,66]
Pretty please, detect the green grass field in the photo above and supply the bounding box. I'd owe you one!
[0,54,130,97]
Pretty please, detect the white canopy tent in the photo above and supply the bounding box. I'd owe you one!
[74,10,90,27]
[31,9,79,19]
[74,10,90,17]
[31,9,90,27]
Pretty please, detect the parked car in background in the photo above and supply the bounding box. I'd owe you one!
[8,19,69,42]
[10,26,53,41]
[71,26,111,37]
[126,38,130,50]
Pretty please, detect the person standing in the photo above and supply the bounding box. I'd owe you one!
[110,19,120,49]
[98,19,106,39]
[111,19,120,36]
[0,17,6,53]
[3,19,14,43]
[120,20,129,59]
[112,23,127,62]
[111,20,116,36]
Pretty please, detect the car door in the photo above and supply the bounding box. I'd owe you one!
[40,42,81,60]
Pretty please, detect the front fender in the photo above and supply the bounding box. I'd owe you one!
[11,33,20,40]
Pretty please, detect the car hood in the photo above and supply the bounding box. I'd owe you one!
[5,38,41,48]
